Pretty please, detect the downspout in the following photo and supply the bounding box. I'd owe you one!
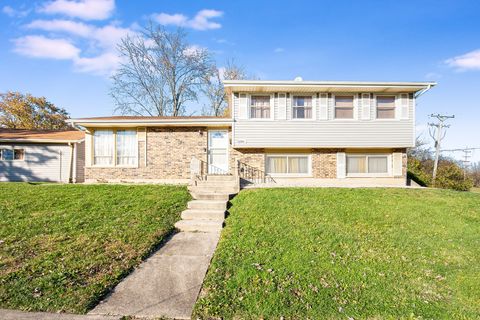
[68,142,74,183]
[414,84,432,99]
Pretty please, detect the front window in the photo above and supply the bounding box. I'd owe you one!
[250,95,270,119]
[292,96,312,119]
[376,96,396,119]
[94,130,114,165]
[335,96,354,119]
[266,155,310,175]
[94,129,137,166]
[347,155,388,175]
[0,149,24,161]
[116,130,138,166]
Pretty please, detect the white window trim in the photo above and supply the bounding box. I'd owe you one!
[346,153,392,177]
[373,94,400,121]
[332,93,358,121]
[92,129,138,168]
[265,154,312,177]
[247,94,274,121]
[290,94,316,121]
[0,147,26,162]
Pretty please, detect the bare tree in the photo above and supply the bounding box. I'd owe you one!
[223,58,247,81]
[111,25,212,116]
[201,67,226,116]
[408,136,432,161]
[201,59,247,116]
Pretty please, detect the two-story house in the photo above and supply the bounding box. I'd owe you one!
[70,79,435,186]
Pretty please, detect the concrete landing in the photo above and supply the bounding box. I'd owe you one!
[90,232,220,320]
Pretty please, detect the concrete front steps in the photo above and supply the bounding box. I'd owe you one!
[175,175,239,233]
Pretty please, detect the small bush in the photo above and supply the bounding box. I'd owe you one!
[407,157,473,191]
[435,162,473,191]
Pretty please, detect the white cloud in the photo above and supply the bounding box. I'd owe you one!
[21,19,135,75]
[74,52,122,75]
[26,19,93,37]
[445,49,480,71]
[274,47,285,53]
[13,35,80,60]
[153,9,223,30]
[154,13,188,26]
[2,5,15,17]
[183,45,206,57]
[2,5,29,18]
[26,19,134,49]
[39,0,115,21]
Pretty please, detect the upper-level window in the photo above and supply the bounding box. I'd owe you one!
[335,96,354,119]
[0,148,25,161]
[376,96,396,119]
[292,96,312,119]
[94,129,137,166]
[250,95,270,119]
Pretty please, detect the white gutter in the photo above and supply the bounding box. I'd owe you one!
[223,80,437,88]
[0,138,85,144]
[414,84,434,98]
[68,118,233,126]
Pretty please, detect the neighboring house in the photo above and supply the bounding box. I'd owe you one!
[69,79,435,186]
[0,129,85,183]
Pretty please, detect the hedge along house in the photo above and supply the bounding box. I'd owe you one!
[0,129,85,183]
[69,79,435,186]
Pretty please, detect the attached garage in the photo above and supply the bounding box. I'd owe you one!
[0,129,85,183]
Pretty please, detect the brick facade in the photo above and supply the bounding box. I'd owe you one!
[85,127,209,182]
[311,148,342,178]
[84,126,407,183]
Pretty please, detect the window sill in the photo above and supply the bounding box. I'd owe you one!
[89,165,139,169]
[346,173,392,178]
[268,173,312,178]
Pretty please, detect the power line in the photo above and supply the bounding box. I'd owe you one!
[441,147,480,178]
[428,113,455,183]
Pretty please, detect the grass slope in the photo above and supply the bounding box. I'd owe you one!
[0,183,190,313]
[195,188,480,319]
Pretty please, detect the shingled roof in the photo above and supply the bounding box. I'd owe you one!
[0,128,85,143]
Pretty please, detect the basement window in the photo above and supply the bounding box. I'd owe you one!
[346,154,389,176]
[266,154,310,175]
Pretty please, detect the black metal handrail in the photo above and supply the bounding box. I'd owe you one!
[237,160,275,185]
[191,157,230,182]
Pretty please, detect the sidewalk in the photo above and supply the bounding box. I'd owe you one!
[89,231,220,319]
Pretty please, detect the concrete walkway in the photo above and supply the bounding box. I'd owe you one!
[89,231,220,319]
[0,309,119,320]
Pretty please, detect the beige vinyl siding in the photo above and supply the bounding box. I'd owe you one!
[233,92,415,148]
[0,143,76,182]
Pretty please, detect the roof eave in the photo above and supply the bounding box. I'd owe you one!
[223,80,437,92]
[0,138,85,144]
[68,118,233,127]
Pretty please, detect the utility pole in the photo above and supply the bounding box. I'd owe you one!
[428,113,454,184]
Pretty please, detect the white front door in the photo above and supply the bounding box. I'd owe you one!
[208,130,229,174]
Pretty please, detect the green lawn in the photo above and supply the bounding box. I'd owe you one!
[0,183,190,313]
[195,188,480,319]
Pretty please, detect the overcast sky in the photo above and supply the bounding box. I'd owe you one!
[1,0,479,162]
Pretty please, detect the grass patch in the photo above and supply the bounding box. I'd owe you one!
[194,188,480,319]
[0,183,190,313]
